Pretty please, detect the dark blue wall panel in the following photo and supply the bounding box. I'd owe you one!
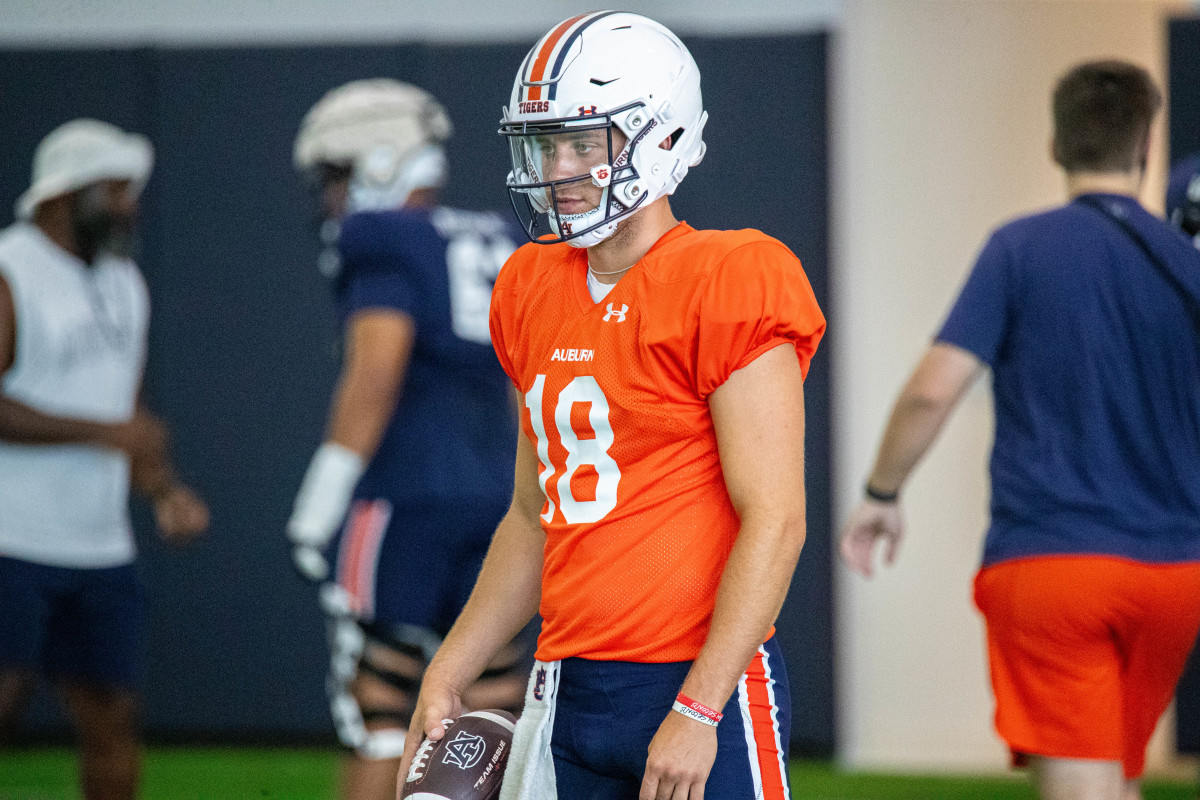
[1169,16,1200,755]
[0,33,833,752]
[1169,18,1200,162]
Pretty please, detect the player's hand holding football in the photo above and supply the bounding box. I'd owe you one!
[396,673,463,799]
[839,497,905,578]
[640,710,718,800]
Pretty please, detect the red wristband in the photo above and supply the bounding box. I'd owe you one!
[672,692,723,727]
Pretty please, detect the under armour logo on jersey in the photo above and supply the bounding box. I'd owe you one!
[603,303,628,322]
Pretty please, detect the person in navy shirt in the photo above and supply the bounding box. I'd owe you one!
[289,79,528,800]
[841,61,1200,800]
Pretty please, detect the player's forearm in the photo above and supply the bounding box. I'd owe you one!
[0,395,114,446]
[427,505,544,692]
[324,371,398,460]
[866,344,981,494]
[681,507,806,711]
[866,394,953,494]
[687,343,809,710]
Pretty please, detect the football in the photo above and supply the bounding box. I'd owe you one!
[400,709,517,800]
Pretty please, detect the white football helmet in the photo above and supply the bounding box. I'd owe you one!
[294,78,453,214]
[499,11,707,247]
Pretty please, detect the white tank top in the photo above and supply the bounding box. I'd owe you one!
[0,223,149,567]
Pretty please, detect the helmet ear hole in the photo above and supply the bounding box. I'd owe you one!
[664,128,685,151]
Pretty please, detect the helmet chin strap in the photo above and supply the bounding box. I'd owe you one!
[554,193,628,249]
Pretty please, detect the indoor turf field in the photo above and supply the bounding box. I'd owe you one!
[1,750,1196,800]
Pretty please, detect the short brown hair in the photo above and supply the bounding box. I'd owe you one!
[1052,60,1162,173]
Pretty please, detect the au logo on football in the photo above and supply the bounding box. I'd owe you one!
[442,730,486,770]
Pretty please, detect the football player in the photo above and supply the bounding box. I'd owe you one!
[289,79,529,800]
[399,13,825,800]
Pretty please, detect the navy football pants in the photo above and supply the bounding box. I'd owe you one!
[551,636,792,799]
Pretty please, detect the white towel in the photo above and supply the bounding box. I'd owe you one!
[499,659,559,800]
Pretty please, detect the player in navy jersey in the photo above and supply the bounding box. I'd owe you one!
[289,79,528,800]
[842,61,1200,800]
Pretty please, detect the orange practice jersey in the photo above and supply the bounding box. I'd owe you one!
[489,223,825,662]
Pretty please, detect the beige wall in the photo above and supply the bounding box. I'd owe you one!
[833,0,1186,771]
[0,0,837,45]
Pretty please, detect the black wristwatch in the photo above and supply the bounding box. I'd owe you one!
[864,483,899,503]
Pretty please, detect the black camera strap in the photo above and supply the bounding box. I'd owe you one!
[1076,194,1200,335]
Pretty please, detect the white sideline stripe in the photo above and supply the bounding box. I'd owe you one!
[738,670,765,798]
[463,709,516,733]
[759,644,791,800]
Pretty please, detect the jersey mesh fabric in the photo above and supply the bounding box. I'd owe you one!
[490,223,825,662]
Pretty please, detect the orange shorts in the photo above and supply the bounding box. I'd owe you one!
[974,555,1200,778]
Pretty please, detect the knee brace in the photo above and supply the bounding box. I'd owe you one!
[320,584,441,760]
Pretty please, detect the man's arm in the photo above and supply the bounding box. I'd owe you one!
[0,275,162,452]
[325,310,417,456]
[0,396,162,451]
[0,275,156,450]
[838,341,984,578]
[127,405,209,543]
[0,274,206,541]
[287,309,416,579]
[641,342,809,800]
[396,420,546,790]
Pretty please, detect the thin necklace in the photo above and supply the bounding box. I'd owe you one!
[587,262,633,276]
[586,220,681,276]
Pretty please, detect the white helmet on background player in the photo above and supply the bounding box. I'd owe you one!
[499,11,707,247]
[294,78,453,215]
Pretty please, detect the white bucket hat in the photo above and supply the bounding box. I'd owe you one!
[16,119,154,220]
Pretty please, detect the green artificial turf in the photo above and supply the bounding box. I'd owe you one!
[0,749,1194,799]
[0,748,339,800]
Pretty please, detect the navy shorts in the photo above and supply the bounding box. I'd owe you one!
[552,636,792,800]
[0,555,144,689]
[328,498,506,636]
